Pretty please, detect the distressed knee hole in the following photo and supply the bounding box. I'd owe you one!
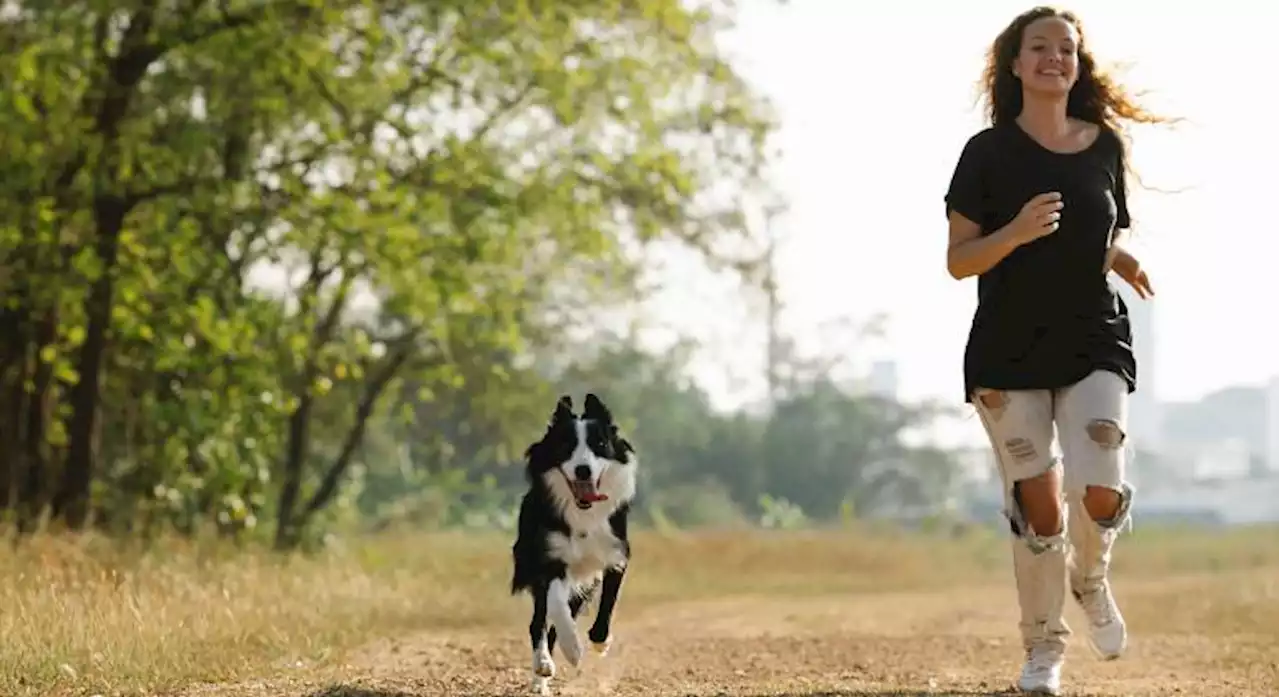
[1083,483,1133,528]
[1007,475,1064,542]
[1006,483,1028,538]
[1004,437,1037,462]
[1006,489,1064,553]
[1086,419,1126,449]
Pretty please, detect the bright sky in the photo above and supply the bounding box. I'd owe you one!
[645,0,1280,435]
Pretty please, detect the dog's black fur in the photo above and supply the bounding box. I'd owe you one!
[509,393,637,691]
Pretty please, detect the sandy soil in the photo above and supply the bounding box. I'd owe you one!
[177,576,1277,697]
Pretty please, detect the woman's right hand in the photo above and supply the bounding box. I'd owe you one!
[1003,192,1064,246]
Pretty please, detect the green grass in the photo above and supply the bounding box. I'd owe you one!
[0,522,1274,696]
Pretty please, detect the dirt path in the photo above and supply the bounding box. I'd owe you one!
[180,580,1276,697]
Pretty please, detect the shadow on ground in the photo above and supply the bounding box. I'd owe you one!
[305,685,1024,697]
[306,687,421,697]
[305,687,513,697]
[307,687,406,697]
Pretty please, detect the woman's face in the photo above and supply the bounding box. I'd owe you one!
[1011,15,1080,98]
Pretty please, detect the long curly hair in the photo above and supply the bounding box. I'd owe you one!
[980,7,1177,183]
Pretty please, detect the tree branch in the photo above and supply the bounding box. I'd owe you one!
[297,329,420,523]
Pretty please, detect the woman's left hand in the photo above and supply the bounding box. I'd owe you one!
[1105,246,1155,299]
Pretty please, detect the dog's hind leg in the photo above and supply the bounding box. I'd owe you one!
[547,578,584,667]
[587,567,625,656]
[529,583,555,695]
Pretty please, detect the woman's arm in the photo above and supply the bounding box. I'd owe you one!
[1104,229,1155,298]
[946,211,1020,280]
[1103,226,1131,274]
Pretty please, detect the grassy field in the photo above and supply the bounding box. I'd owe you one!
[0,522,1275,697]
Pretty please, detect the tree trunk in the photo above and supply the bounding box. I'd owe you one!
[49,6,159,529]
[52,196,127,529]
[0,305,27,517]
[16,315,57,533]
[273,390,315,550]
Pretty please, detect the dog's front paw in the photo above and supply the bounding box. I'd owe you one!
[587,625,612,655]
[532,649,556,678]
[589,633,612,657]
[559,631,585,667]
[590,639,611,657]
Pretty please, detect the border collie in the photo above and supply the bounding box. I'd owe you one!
[509,393,638,695]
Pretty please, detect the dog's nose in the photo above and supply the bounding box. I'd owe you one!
[574,465,592,481]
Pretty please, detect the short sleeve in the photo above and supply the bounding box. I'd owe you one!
[944,131,990,225]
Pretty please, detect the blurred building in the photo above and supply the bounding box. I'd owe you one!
[1161,381,1276,478]
[1118,283,1162,450]
[867,359,899,400]
[1186,438,1254,480]
[1267,376,1278,472]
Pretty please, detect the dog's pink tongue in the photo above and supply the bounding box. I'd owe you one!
[571,480,609,503]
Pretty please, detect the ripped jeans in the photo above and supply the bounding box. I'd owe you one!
[972,369,1135,651]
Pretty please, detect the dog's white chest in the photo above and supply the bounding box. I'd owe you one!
[546,527,627,584]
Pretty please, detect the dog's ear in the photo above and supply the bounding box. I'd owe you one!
[583,392,612,423]
[551,395,574,424]
[606,424,635,463]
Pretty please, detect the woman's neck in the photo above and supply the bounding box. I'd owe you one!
[1016,94,1071,139]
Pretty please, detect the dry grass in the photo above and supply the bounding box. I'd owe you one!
[0,523,1275,697]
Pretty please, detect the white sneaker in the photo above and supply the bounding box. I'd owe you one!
[1074,580,1127,659]
[1017,643,1064,695]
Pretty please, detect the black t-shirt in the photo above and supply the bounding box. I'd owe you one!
[944,121,1137,403]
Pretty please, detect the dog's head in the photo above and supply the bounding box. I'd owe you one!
[524,393,636,511]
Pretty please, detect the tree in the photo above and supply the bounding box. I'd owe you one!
[0,0,780,548]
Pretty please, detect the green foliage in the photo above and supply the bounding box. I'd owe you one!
[519,326,968,531]
[0,0,967,547]
[646,480,748,529]
[758,494,808,530]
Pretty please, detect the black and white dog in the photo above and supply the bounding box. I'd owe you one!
[510,393,637,695]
